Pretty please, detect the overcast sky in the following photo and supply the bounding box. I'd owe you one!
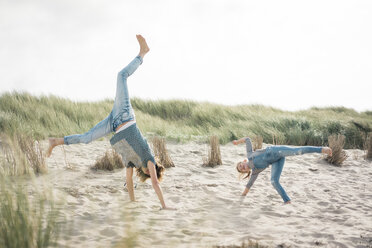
[1,0,371,112]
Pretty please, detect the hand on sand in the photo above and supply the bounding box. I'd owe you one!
[239,194,246,204]
[232,140,238,145]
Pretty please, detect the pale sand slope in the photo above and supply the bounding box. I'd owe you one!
[43,140,372,248]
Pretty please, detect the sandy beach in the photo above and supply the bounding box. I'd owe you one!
[42,139,372,248]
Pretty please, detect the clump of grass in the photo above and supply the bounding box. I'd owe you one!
[326,134,348,166]
[0,175,62,248]
[214,239,268,248]
[17,135,47,174]
[0,134,46,176]
[203,135,222,167]
[352,121,372,159]
[252,135,263,150]
[1,135,30,176]
[152,136,174,168]
[367,133,372,160]
[272,134,284,145]
[91,150,124,171]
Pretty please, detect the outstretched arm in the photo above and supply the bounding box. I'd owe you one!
[126,167,135,201]
[147,161,175,210]
[242,187,249,196]
[233,136,254,159]
[232,136,250,145]
[242,173,259,197]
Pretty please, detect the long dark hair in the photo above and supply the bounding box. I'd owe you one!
[136,159,165,182]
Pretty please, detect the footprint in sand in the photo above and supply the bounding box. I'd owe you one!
[169,196,180,203]
[78,236,87,241]
[219,230,235,235]
[79,212,94,221]
[190,150,202,155]
[262,211,285,218]
[99,201,110,207]
[206,183,218,187]
[169,234,185,239]
[181,229,194,236]
[100,227,117,237]
[303,187,319,201]
[206,170,218,174]
[327,241,348,248]
[317,201,329,206]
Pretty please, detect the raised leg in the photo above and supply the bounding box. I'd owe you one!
[270,146,323,158]
[112,35,150,131]
[137,34,150,58]
[47,35,151,156]
[64,114,113,145]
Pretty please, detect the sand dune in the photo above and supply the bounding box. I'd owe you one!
[43,140,372,247]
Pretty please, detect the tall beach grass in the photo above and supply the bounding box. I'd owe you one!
[0,131,65,247]
[0,174,64,248]
[1,92,371,148]
[0,134,47,176]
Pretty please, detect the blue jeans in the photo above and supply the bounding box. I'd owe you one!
[253,146,322,202]
[64,56,143,145]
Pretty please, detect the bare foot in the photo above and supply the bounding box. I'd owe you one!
[136,34,150,58]
[46,138,64,157]
[322,147,332,156]
[284,201,291,205]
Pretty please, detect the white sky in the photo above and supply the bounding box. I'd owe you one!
[1,0,371,112]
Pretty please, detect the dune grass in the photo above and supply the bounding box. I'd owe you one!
[1,92,371,148]
[152,136,175,168]
[326,134,348,166]
[0,134,47,176]
[252,135,263,150]
[0,132,64,247]
[91,149,124,171]
[203,135,222,167]
[367,134,372,160]
[0,175,63,248]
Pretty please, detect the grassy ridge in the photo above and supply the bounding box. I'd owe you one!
[1,92,371,148]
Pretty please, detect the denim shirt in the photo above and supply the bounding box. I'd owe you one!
[245,137,266,189]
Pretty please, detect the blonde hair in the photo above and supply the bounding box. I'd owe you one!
[236,162,251,180]
[136,159,165,182]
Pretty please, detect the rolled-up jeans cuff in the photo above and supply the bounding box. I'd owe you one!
[136,55,143,64]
